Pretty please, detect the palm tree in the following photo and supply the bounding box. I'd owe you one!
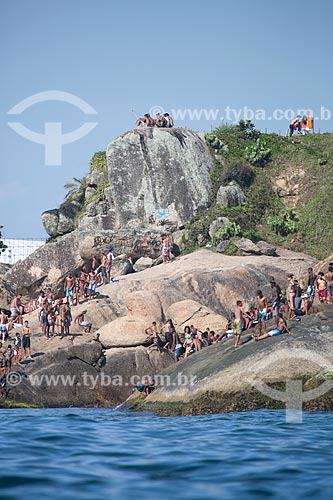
[64,177,88,200]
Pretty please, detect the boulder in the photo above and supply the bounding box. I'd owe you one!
[256,240,277,256]
[106,128,213,228]
[234,238,260,254]
[234,238,277,256]
[165,299,227,332]
[209,217,231,238]
[4,230,84,297]
[216,181,245,208]
[216,240,230,253]
[98,318,150,348]
[7,341,174,407]
[96,346,175,403]
[133,257,153,272]
[42,202,82,238]
[8,342,105,407]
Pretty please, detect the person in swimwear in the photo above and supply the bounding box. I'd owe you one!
[256,290,268,336]
[64,272,74,305]
[254,313,291,341]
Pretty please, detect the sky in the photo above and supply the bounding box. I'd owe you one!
[1,0,332,238]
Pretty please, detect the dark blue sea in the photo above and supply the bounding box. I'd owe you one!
[0,409,332,500]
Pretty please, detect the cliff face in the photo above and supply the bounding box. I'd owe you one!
[106,128,212,228]
[5,128,213,295]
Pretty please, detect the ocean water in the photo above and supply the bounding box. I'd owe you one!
[1,409,332,500]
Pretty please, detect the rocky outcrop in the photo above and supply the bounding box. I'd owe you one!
[127,308,333,415]
[4,248,318,408]
[7,341,174,407]
[235,238,277,256]
[42,203,82,238]
[208,217,231,238]
[4,231,84,297]
[216,181,245,208]
[106,128,213,228]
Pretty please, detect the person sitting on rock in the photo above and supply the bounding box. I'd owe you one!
[253,313,292,341]
[136,113,154,127]
[183,326,196,358]
[154,112,166,127]
[74,310,92,333]
[163,113,174,128]
[190,325,203,351]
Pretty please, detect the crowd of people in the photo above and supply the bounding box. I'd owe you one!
[136,111,174,128]
[0,242,332,398]
[142,263,333,361]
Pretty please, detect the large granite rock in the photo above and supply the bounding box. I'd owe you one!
[4,248,319,408]
[216,181,245,208]
[4,231,84,297]
[129,309,333,415]
[42,202,82,238]
[106,128,213,228]
[7,341,174,407]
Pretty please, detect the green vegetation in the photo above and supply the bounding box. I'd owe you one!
[183,122,333,259]
[0,400,38,409]
[266,210,299,236]
[204,132,225,152]
[244,138,271,167]
[211,222,241,245]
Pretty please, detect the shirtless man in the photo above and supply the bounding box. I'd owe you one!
[74,310,92,333]
[145,321,160,336]
[325,265,333,304]
[105,247,114,282]
[87,270,97,300]
[256,290,268,336]
[316,272,327,303]
[136,113,154,127]
[233,300,247,348]
[0,311,8,343]
[64,304,72,335]
[10,294,24,318]
[22,320,32,359]
[64,272,74,305]
[46,288,54,305]
[59,299,66,335]
[254,313,291,341]
[98,252,108,285]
